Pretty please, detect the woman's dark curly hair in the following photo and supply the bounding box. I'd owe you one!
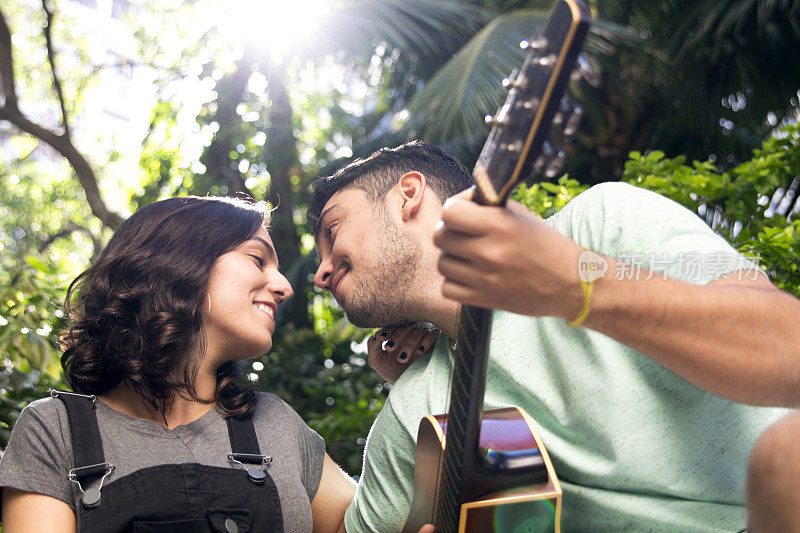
[61,196,271,418]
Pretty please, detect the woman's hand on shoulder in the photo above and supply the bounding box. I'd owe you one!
[367,323,439,384]
[1,487,76,533]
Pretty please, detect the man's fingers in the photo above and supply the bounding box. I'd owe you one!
[439,197,496,236]
[437,253,485,288]
[441,279,488,308]
[433,227,488,262]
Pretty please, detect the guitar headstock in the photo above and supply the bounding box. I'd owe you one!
[472,0,591,206]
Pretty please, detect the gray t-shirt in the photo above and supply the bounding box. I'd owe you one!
[0,391,325,533]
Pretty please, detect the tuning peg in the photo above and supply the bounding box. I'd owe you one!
[545,150,567,178]
[501,69,520,90]
[534,141,555,172]
[536,55,557,68]
[484,113,507,128]
[563,104,583,136]
[575,54,600,87]
[500,140,524,153]
[520,98,540,112]
[520,38,548,52]
[553,101,583,136]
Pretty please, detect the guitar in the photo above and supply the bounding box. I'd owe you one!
[402,1,591,532]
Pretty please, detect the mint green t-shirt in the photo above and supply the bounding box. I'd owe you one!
[344,182,791,532]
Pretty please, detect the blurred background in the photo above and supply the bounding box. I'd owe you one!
[1,0,799,472]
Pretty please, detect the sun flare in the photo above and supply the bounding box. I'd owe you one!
[215,0,333,57]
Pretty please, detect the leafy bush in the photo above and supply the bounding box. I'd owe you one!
[514,124,800,299]
[622,123,800,296]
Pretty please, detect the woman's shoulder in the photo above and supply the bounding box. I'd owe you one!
[16,395,69,429]
[252,391,300,422]
[251,392,321,441]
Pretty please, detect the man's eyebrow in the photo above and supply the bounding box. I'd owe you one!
[313,204,338,240]
[250,236,279,268]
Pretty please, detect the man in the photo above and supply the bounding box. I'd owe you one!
[309,141,800,532]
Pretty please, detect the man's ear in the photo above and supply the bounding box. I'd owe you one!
[397,171,427,222]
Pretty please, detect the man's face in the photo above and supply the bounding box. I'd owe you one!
[313,187,421,327]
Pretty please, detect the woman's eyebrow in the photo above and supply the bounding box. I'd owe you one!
[250,236,279,268]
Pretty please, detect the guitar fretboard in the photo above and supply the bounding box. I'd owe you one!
[435,305,492,531]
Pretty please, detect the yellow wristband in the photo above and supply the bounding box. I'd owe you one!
[567,276,593,328]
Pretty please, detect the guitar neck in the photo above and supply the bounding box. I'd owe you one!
[435,305,493,531]
[431,1,591,530]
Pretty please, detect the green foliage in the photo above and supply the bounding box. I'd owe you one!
[513,174,589,218]
[0,260,70,446]
[252,322,385,473]
[514,124,800,301]
[0,159,92,447]
[622,123,800,296]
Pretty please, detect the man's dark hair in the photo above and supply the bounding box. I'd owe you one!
[308,141,473,232]
[61,196,269,418]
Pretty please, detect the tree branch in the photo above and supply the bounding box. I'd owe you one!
[41,0,70,137]
[0,5,123,230]
[0,5,18,109]
[38,221,102,257]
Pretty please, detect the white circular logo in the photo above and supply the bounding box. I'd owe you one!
[578,250,608,282]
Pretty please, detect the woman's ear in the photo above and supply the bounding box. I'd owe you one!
[397,171,427,221]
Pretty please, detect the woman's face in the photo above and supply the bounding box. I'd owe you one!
[203,227,293,365]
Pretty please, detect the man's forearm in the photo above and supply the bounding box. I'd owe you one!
[584,256,800,406]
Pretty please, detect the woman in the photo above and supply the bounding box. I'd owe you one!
[0,196,434,532]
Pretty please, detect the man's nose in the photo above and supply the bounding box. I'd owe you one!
[314,261,333,291]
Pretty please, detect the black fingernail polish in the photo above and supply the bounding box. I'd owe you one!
[399,352,407,361]
[386,341,394,348]
[380,331,388,337]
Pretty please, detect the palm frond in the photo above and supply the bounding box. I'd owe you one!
[398,9,646,163]
[302,0,489,64]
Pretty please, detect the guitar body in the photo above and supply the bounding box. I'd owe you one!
[403,408,562,533]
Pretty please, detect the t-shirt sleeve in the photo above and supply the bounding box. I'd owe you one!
[344,397,416,533]
[549,182,762,285]
[0,400,74,509]
[275,397,326,501]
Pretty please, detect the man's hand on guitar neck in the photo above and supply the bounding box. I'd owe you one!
[434,189,586,320]
[433,189,800,407]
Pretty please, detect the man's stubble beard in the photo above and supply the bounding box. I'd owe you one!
[342,208,423,328]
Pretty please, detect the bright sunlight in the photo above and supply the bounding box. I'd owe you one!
[212,0,333,57]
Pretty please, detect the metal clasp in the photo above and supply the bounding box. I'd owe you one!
[50,389,97,403]
[68,463,114,508]
[227,453,272,485]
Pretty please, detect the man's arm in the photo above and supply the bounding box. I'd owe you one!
[434,189,800,407]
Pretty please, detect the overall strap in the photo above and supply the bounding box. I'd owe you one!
[226,412,272,484]
[51,390,114,508]
[226,414,262,457]
[51,390,107,475]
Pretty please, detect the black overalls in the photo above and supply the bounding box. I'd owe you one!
[52,390,283,533]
